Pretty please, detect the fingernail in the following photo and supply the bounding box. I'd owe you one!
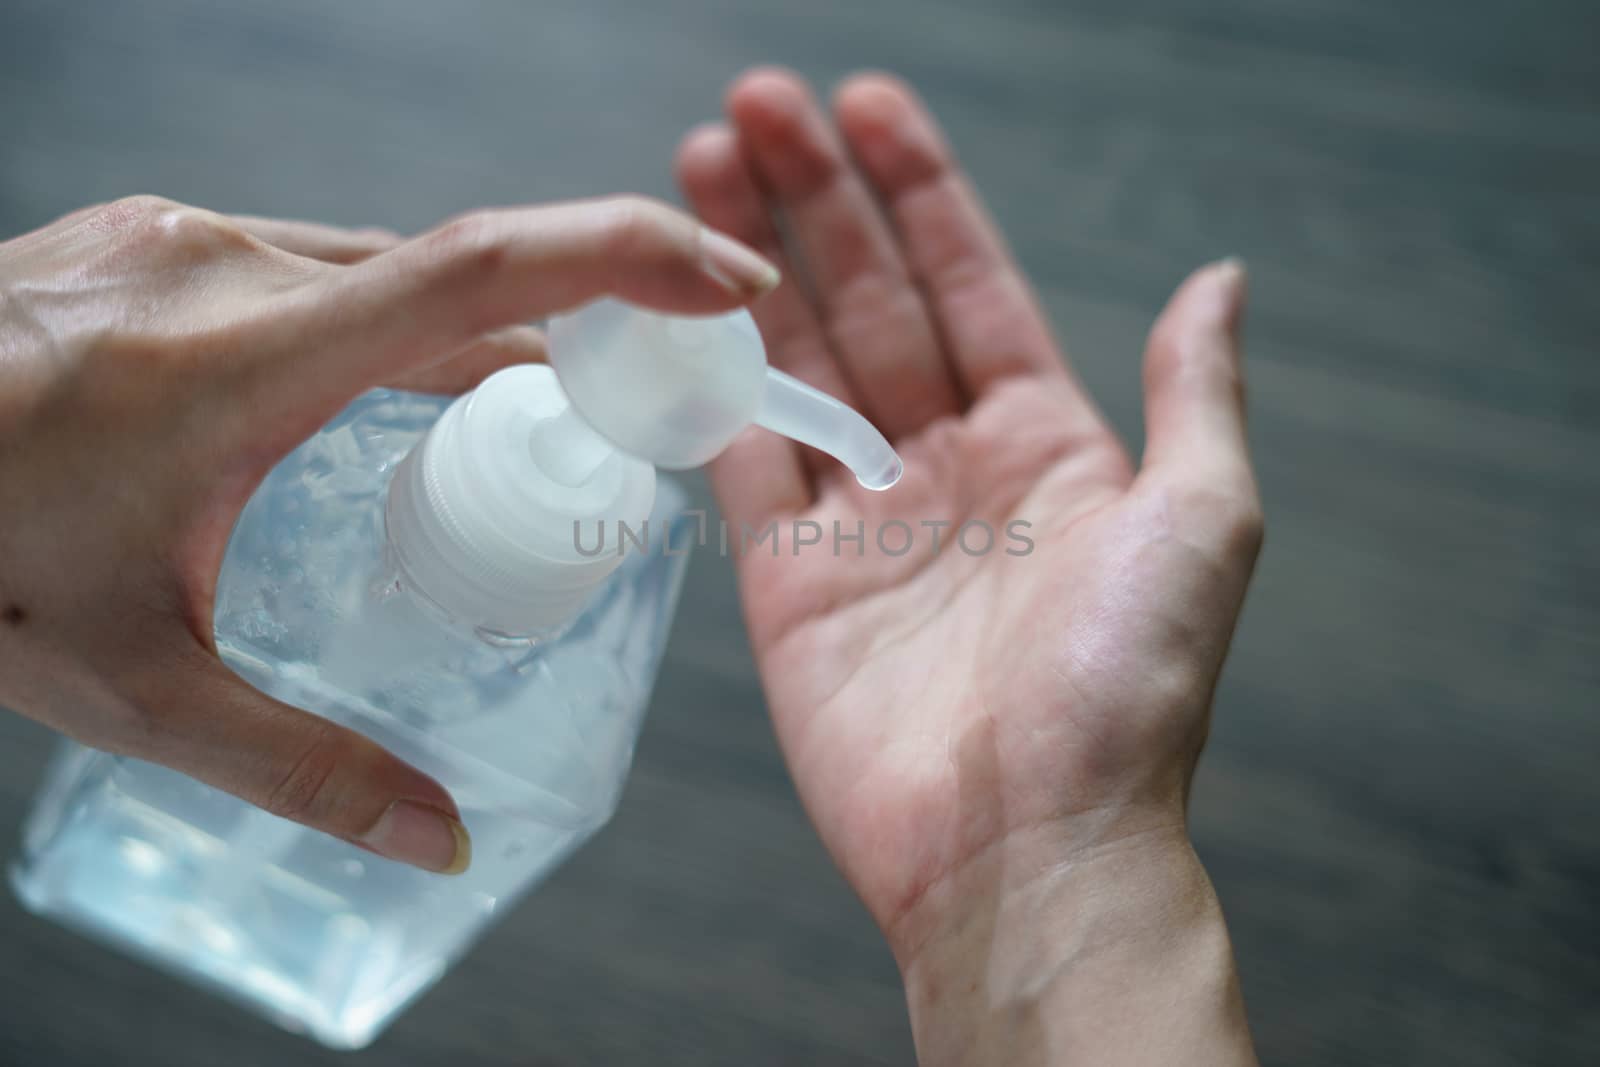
[700,228,781,296]
[359,800,472,875]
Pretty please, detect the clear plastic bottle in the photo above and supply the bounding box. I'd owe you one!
[9,301,901,1048]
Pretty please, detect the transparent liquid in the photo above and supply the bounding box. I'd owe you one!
[10,390,692,1048]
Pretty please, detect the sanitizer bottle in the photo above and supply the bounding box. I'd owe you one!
[9,300,901,1048]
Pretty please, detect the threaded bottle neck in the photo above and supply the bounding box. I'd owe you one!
[384,366,656,636]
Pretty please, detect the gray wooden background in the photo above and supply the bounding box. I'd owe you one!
[1,1,1596,1064]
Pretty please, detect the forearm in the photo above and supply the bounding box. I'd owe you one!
[897,829,1257,1067]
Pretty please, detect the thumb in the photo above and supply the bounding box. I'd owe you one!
[133,653,471,875]
[1138,257,1253,496]
[1134,258,1264,611]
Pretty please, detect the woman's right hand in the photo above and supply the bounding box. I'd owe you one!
[0,194,777,874]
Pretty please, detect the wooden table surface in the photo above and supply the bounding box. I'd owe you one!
[1,1,1596,1063]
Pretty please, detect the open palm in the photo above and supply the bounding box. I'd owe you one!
[676,70,1262,961]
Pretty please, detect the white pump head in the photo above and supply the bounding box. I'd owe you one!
[387,301,903,637]
[547,299,903,490]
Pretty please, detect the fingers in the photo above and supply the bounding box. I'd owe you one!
[727,67,962,439]
[832,74,1082,400]
[222,211,544,395]
[268,195,778,408]
[1137,259,1260,514]
[133,653,471,874]
[231,215,402,264]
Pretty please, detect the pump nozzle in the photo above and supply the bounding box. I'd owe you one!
[547,300,902,492]
[754,369,903,490]
[547,300,902,490]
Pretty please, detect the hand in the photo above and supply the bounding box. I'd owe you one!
[677,70,1262,1064]
[0,194,777,874]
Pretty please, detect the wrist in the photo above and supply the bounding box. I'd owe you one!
[895,821,1255,1067]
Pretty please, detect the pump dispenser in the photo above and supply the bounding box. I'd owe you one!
[389,300,903,636]
[11,298,902,1050]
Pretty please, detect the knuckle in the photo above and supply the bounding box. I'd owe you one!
[133,205,255,258]
[425,210,510,281]
[595,194,687,260]
[260,726,350,824]
[90,200,261,271]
